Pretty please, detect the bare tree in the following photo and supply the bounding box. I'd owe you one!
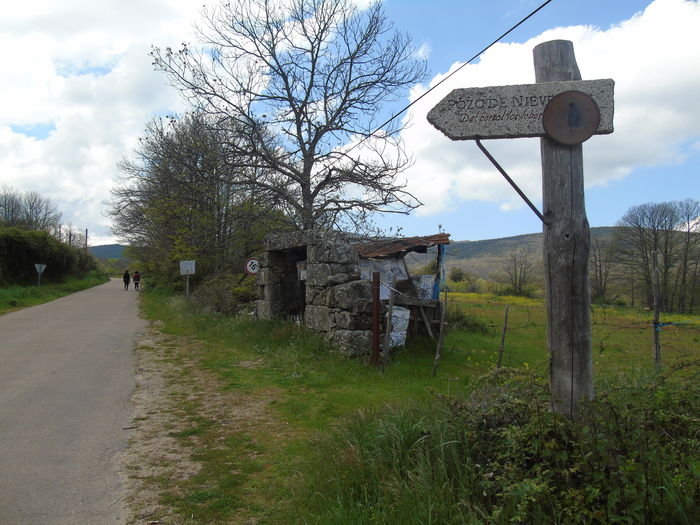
[0,186,61,233]
[590,236,614,302]
[501,248,534,296]
[615,200,700,312]
[150,0,426,231]
[673,199,700,312]
[21,191,62,232]
[0,186,23,227]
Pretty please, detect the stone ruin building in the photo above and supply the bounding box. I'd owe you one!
[256,230,450,355]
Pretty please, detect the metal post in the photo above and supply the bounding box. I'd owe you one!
[497,305,510,369]
[371,272,380,366]
[653,250,661,368]
[382,276,397,370]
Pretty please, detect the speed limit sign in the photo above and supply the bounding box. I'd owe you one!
[244,258,260,275]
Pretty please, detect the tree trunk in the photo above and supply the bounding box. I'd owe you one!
[534,40,593,420]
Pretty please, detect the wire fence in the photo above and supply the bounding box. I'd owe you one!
[447,295,699,371]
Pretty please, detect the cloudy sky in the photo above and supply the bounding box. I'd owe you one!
[1,0,698,244]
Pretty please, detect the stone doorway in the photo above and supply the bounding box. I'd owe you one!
[266,246,307,320]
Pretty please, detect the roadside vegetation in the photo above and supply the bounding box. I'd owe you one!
[0,270,109,314]
[135,285,700,524]
[0,191,105,314]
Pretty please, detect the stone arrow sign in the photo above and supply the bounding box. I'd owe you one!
[427,79,614,141]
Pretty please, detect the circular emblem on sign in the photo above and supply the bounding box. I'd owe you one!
[244,258,260,275]
[543,90,600,145]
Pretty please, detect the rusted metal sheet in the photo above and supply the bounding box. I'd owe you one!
[353,233,451,259]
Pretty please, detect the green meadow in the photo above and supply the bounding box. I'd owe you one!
[138,287,699,524]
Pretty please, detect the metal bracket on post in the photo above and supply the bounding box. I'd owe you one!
[475,139,552,225]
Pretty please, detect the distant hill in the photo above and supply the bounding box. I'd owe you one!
[89,244,127,259]
[447,226,616,259]
[408,227,617,279]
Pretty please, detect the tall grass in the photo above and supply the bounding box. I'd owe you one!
[138,286,700,523]
[296,366,700,524]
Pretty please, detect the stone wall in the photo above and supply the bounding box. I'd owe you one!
[256,231,373,356]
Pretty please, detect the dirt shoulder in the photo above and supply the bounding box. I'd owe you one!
[120,322,289,524]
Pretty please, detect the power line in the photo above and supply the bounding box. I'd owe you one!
[343,0,556,159]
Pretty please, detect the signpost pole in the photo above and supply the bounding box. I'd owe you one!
[534,40,593,419]
[34,264,47,287]
[427,39,609,420]
[179,260,196,298]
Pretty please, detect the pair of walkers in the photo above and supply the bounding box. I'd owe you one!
[122,270,141,291]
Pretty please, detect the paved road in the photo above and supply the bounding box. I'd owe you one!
[0,279,146,524]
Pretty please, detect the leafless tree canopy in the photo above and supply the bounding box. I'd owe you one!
[150,0,427,231]
[502,248,534,297]
[0,186,62,233]
[615,199,700,312]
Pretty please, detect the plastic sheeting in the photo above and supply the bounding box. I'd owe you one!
[359,258,408,300]
[388,306,411,347]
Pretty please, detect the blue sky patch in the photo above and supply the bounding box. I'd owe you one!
[55,62,115,78]
[10,123,56,140]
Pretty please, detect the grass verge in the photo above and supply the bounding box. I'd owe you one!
[134,286,700,523]
[0,270,109,314]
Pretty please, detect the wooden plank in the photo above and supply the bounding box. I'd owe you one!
[394,296,440,308]
[534,40,594,420]
[419,306,435,340]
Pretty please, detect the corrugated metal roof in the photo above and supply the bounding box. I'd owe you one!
[353,233,450,258]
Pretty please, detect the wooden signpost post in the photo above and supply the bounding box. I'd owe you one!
[429,40,614,419]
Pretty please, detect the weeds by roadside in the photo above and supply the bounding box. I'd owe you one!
[297,365,700,524]
[133,285,700,524]
[0,270,108,314]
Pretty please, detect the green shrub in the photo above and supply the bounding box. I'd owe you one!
[296,365,700,524]
[445,305,490,334]
[190,273,257,314]
[0,227,96,286]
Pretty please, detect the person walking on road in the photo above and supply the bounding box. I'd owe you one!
[123,270,130,290]
[133,271,141,291]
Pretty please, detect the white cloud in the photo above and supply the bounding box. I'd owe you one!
[0,1,203,243]
[415,42,432,61]
[400,0,700,216]
[1,0,698,246]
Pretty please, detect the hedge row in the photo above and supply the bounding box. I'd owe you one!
[0,228,95,286]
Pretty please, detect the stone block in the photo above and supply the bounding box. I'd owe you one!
[333,310,355,330]
[305,304,333,332]
[353,298,374,314]
[327,280,372,310]
[305,285,328,306]
[307,241,360,264]
[256,300,273,319]
[326,330,372,356]
[333,311,371,331]
[257,267,270,285]
[264,230,319,251]
[305,263,358,287]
